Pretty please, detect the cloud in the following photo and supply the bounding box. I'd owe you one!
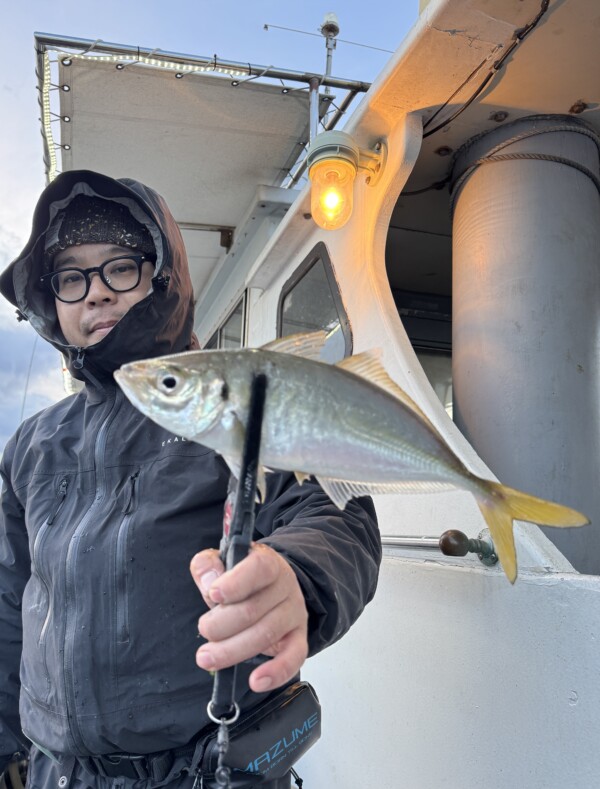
[1,220,67,454]
[0,322,65,454]
[0,228,21,321]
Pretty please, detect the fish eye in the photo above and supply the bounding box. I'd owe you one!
[158,373,179,394]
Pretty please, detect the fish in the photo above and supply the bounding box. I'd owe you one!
[114,330,589,583]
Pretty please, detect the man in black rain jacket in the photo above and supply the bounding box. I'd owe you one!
[0,171,380,789]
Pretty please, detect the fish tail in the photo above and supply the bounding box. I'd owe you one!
[475,481,590,584]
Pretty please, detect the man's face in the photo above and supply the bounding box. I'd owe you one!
[53,243,154,348]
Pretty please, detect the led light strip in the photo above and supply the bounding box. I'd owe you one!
[57,50,247,77]
[40,50,251,182]
[41,52,59,182]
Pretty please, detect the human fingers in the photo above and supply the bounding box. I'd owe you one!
[190,548,225,609]
[198,550,301,641]
[196,599,308,692]
[249,628,309,693]
[197,562,306,644]
[199,542,285,606]
[196,544,309,688]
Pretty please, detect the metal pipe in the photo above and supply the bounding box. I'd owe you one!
[178,222,235,234]
[34,32,371,92]
[323,89,359,131]
[382,536,441,550]
[382,531,498,568]
[284,89,361,188]
[309,77,320,143]
[324,36,336,96]
[451,115,600,574]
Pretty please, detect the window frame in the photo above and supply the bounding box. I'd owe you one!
[205,291,248,349]
[276,242,352,357]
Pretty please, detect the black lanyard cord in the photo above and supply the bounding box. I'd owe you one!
[206,374,268,789]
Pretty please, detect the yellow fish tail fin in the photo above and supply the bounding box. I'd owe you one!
[494,483,590,529]
[476,496,518,584]
[476,481,590,584]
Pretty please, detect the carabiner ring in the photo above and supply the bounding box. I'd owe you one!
[206,700,240,726]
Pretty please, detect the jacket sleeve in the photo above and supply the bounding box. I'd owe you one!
[0,434,30,771]
[253,473,381,657]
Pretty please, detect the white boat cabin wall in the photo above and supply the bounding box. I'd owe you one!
[36,0,600,785]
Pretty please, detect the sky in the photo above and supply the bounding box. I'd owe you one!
[0,0,417,452]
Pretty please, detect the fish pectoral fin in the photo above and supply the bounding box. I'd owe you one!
[222,454,242,484]
[260,330,328,360]
[335,351,439,432]
[221,409,243,432]
[316,477,457,510]
[257,466,268,503]
[223,455,267,503]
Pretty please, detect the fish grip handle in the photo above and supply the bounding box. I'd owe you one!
[209,373,268,721]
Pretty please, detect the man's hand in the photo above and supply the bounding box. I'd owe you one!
[190,543,309,693]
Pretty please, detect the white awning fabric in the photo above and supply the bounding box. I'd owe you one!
[55,58,317,293]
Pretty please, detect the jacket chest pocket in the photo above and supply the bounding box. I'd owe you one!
[30,476,70,594]
[115,470,140,644]
[21,476,71,704]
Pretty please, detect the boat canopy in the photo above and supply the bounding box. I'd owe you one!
[36,35,366,297]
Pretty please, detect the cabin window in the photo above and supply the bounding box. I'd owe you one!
[416,351,452,417]
[205,294,247,349]
[392,290,452,416]
[277,242,352,363]
[386,185,453,415]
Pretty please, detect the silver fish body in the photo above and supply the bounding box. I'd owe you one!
[117,347,466,487]
[115,332,589,583]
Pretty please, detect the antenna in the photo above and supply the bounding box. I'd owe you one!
[263,16,394,66]
[320,12,340,94]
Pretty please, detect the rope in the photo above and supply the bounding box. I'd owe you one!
[448,118,600,215]
[451,152,600,214]
[457,118,600,162]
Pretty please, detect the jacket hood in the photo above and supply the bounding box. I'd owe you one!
[0,170,196,381]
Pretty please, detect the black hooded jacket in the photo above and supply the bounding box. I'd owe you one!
[0,171,380,767]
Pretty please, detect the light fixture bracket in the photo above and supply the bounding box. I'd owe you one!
[357,140,387,186]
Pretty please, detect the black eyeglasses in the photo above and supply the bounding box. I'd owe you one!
[40,254,154,303]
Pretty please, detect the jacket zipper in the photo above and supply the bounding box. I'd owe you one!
[34,477,70,645]
[62,387,120,752]
[72,347,85,370]
[47,478,69,525]
[116,470,140,642]
[122,469,139,515]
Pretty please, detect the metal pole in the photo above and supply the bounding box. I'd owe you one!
[34,32,371,93]
[285,90,360,188]
[320,12,340,96]
[309,76,320,143]
[451,115,600,573]
[324,36,336,96]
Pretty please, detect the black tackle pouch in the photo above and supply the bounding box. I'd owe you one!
[200,681,321,787]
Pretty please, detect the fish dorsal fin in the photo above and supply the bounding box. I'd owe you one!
[260,330,327,361]
[335,351,437,431]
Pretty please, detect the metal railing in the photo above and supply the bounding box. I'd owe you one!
[382,530,498,567]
